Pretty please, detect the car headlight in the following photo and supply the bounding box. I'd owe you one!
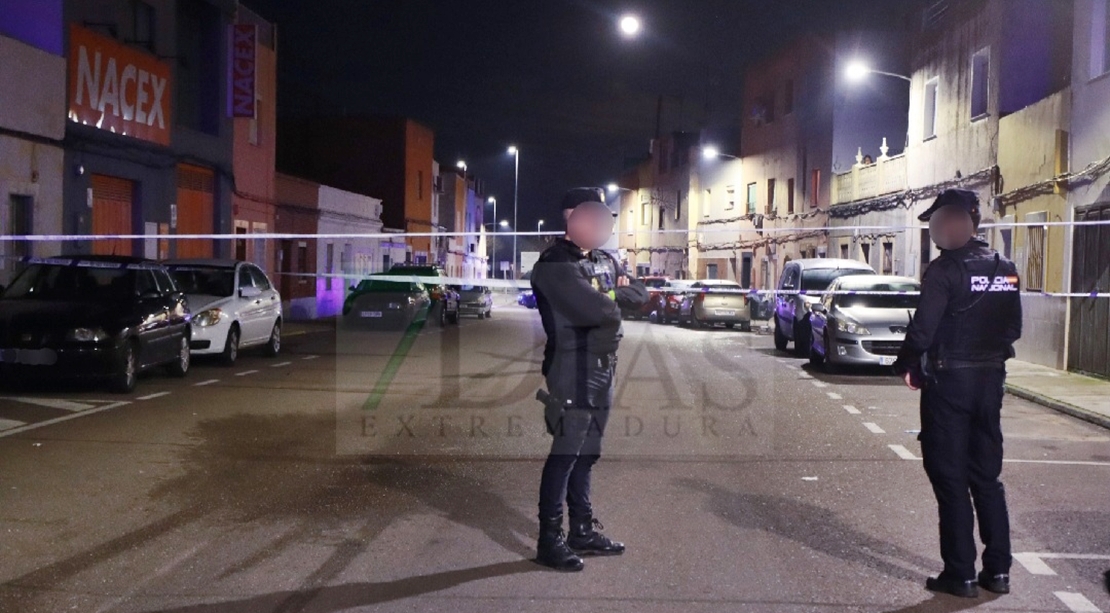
[67,327,109,342]
[194,308,223,327]
[836,319,871,335]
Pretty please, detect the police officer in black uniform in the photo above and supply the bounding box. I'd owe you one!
[529,187,649,571]
[894,189,1023,598]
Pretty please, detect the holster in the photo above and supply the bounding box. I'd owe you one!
[536,388,572,436]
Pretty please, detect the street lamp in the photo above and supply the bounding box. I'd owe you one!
[845,60,911,83]
[619,14,641,38]
[701,145,740,160]
[507,145,520,279]
[537,219,545,235]
[607,182,620,194]
[456,160,467,173]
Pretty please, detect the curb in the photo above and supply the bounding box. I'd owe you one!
[1005,383,1110,431]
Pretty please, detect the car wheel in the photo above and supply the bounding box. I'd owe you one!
[109,341,138,394]
[822,331,840,374]
[774,318,788,351]
[725,322,735,329]
[478,312,485,320]
[741,321,752,333]
[809,333,825,367]
[264,321,281,357]
[220,325,240,366]
[692,310,705,329]
[166,334,190,378]
[793,318,812,357]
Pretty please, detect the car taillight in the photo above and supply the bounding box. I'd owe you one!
[695,293,705,303]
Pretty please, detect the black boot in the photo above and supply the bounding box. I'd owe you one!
[535,516,584,572]
[978,571,1010,595]
[925,576,979,598]
[567,515,625,556]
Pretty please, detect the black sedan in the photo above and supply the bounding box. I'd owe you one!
[342,279,432,328]
[0,256,191,393]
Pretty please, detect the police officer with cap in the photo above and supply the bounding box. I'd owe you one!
[894,188,1023,598]
[529,187,649,571]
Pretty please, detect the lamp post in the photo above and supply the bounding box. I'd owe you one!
[537,219,545,235]
[499,219,510,278]
[487,196,497,279]
[845,61,911,83]
[701,145,740,161]
[507,145,520,279]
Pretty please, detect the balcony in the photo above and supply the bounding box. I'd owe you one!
[832,148,908,206]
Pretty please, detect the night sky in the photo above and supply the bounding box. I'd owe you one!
[244,0,911,231]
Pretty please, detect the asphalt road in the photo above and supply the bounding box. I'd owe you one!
[1,298,1108,613]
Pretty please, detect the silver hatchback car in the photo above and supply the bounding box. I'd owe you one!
[808,275,920,371]
[773,258,875,356]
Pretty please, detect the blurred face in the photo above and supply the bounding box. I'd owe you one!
[928,204,975,251]
[564,201,615,251]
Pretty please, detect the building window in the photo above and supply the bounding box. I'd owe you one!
[1025,212,1047,292]
[658,204,665,230]
[883,242,894,274]
[764,91,776,123]
[786,178,795,215]
[641,201,651,225]
[784,79,794,115]
[923,77,939,139]
[920,228,931,271]
[1091,0,1110,78]
[746,183,757,215]
[706,263,719,279]
[840,243,849,259]
[861,243,871,265]
[766,179,776,215]
[970,48,990,119]
[132,0,156,52]
[810,169,821,206]
[325,243,334,291]
[675,190,682,220]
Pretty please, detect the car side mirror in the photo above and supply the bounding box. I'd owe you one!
[811,303,826,314]
[348,285,357,292]
[240,286,262,299]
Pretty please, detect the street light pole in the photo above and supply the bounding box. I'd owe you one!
[508,146,520,279]
[487,197,497,279]
[537,219,544,235]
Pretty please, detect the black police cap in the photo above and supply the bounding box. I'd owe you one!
[560,187,607,212]
[918,188,980,222]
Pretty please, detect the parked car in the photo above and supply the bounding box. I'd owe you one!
[342,279,432,328]
[625,276,670,319]
[517,290,538,309]
[678,280,752,331]
[808,275,920,371]
[774,259,875,356]
[455,284,494,319]
[386,265,459,325]
[165,259,282,365]
[651,280,695,324]
[0,256,191,393]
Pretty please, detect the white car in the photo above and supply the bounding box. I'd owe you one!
[165,259,282,365]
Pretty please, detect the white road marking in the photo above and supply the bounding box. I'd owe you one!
[194,379,220,387]
[1015,553,1110,579]
[888,445,919,460]
[271,361,292,368]
[798,372,813,379]
[302,355,319,360]
[827,392,842,400]
[843,405,862,415]
[1054,592,1102,613]
[0,418,28,431]
[136,392,171,401]
[811,381,828,388]
[0,401,131,439]
[235,370,259,377]
[0,397,95,412]
[863,422,886,434]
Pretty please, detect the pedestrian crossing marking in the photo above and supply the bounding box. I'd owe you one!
[0,397,98,412]
[1054,591,1102,613]
[0,418,27,431]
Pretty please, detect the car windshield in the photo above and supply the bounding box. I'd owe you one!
[356,280,421,293]
[458,286,486,296]
[800,268,872,292]
[168,267,235,297]
[836,283,921,310]
[2,263,136,301]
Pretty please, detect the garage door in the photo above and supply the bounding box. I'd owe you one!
[176,164,215,259]
[90,175,134,256]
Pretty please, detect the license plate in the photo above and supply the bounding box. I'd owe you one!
[715,309,735,316]
[879,356,896,366]
[360,311,383,318]
[0,347,58,366]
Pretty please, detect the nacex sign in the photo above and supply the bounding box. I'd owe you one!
[68,25,173,146]
[229,24,256,118]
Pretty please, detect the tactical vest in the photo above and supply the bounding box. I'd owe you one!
[932,247,1021,363]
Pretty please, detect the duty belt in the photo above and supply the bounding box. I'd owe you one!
[933,357,1005,371]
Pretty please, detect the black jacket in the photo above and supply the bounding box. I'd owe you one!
[531,238,649,375]
[894,238,1022,375]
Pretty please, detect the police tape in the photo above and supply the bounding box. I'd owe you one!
[267,271,1110,299]
[0,216,1109,243]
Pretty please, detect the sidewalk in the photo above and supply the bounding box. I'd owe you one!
[1006,360,1110,430]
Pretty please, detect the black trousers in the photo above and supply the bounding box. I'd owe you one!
[538,354,615,521]
[919,366,1011,580]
